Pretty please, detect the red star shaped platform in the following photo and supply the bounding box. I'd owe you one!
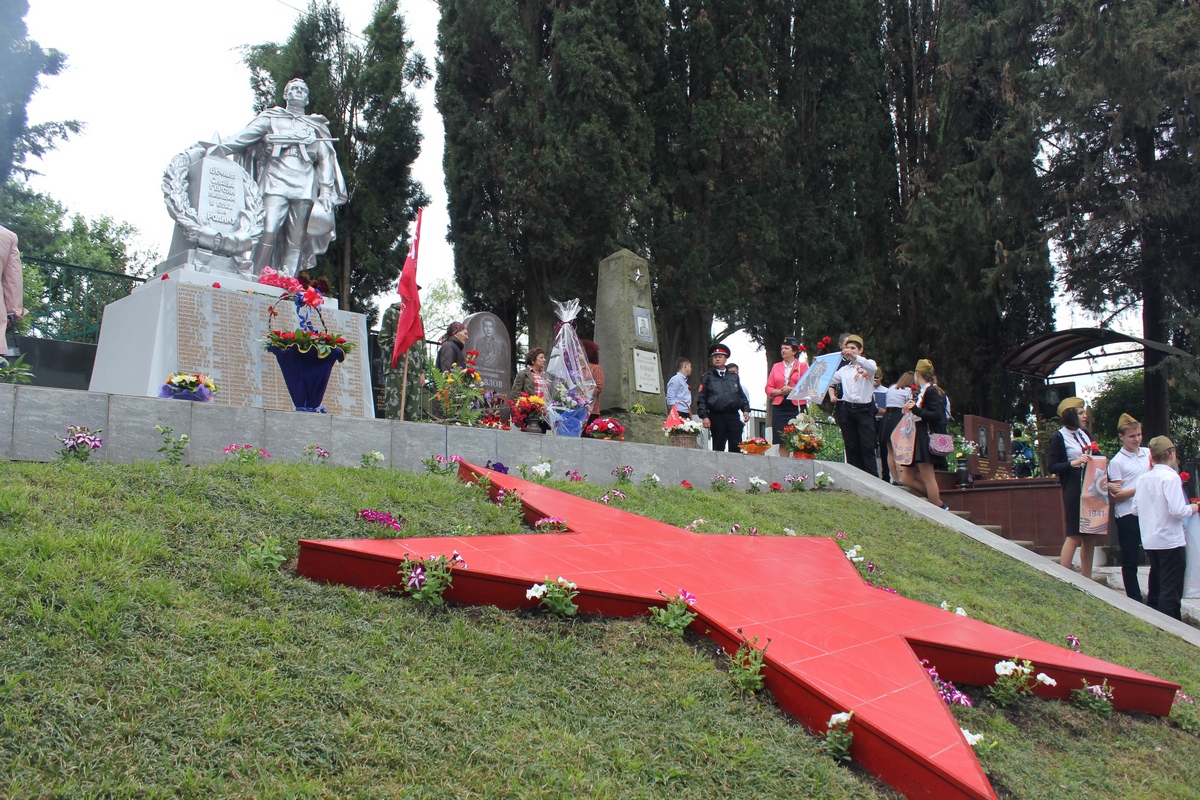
[298,462,1178,800]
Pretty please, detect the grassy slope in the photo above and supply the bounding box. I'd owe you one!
[0,461,1196,800]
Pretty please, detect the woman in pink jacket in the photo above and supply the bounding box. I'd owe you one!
[765,336,808,445]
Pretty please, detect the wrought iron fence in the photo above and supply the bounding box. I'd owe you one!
[22,256,146,344]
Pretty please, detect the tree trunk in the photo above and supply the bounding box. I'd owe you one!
[1142,272,1170,439]
[658,304,711,406]
[526,289,557,358]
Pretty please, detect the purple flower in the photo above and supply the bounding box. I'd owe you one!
[407,566,426,590]
[1066,635,1081,649]
[835,531,848,540]
[486,460,509,474]
[679,588,697,605]
[865,561,876,574]
[612,489,626,500]
[748,526,759,536]
[730,524,741,534]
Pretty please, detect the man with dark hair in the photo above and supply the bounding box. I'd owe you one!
[697,344,750,451]
[1133,436,1199,620]
[827,334,879,477]
[666,357,693,418]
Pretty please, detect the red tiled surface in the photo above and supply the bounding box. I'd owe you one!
[298,462,1180,800]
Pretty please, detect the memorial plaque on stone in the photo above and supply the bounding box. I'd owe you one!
[464,311,512,397]
[594,249,666,415]
[195,157,245,229]
[964,414,1012,479]
[633,349,661,394]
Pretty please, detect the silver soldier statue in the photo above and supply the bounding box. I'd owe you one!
[219,78,347,276]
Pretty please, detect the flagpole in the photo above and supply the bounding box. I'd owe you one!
[399,350,411,420]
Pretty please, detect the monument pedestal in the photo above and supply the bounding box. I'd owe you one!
[88,268,373,418]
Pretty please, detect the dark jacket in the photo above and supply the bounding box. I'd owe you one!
[436,339,465,373]
[697,369,750,417]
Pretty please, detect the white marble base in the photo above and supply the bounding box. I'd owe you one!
[88,268,370,417]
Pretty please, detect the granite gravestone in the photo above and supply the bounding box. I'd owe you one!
[464,312,512,398]
[594,249,666,415]
[964,414,1012,479]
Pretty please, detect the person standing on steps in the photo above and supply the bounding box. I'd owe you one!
[1133,436,1198,621]
[697,344,750,452]
[1049,397,1100,580]
[826,335,878,477]
[1107,413,1156,605]
[665,357,693,418]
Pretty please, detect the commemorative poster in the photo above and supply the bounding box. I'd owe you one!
[788,353,842,405]
[891,411,916,466]
[1078,456,1109,535]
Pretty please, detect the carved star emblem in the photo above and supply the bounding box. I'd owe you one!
[197,132,231,158]
[299,463,1178,800]
[633,267,644,283]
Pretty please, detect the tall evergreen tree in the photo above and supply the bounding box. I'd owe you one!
[436,0,664,355]
[0,0,79,202]
[1041,0,1200,437]
[871,0,1054,418]
[244,0,429,320]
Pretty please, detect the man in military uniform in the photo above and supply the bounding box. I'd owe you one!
[697,343,751,452]
[221,78,347,276]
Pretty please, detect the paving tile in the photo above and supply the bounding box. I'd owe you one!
[264,410,333,464]
[188,402,266,465]
[106,394,194,464]
[332,415,392,468]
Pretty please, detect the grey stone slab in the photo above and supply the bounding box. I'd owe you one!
[0,382,14,460]
[446,425,498,468]
[495,430,546,475]
[265,410,333,464]
[12,386,110,462]
[610,441,657,487]
[107,395,193,464]
[539,435,586,479]
[332,415,392,469]
[675,446,717,488]
[641,443,683,486]
[392,420,447,473]
[188,402,266,465]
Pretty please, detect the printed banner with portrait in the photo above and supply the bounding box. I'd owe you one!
[1078,456,1109,535]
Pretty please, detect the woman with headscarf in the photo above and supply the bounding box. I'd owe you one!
[900,359,949,508]
[765,335,808,445]
[436,321,468,373]
[1048,397,1100,578]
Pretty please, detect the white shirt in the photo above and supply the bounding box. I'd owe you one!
[828,356,877,404]
[1060,427,1092,463]
[1132,464,1196,550]
[884,386,912,409]
[1108,446,1151,518]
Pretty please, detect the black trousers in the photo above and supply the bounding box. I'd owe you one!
[840,402,878,478]
[875,415,890,483]
[709,411,744,452]
[1115,514,1158,605]
[1147,547,1187,621]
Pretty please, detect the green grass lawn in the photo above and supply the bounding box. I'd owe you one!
[0,461,1197,799]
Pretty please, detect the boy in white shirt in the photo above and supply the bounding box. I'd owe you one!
[1133,436,1199,620]
[827,334,879,478]
[1107,414,1154,604]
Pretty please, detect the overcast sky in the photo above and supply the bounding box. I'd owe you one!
[22,0,1133,407]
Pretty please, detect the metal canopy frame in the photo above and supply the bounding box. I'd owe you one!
[998,327,1191,380]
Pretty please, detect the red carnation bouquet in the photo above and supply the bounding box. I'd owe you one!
[584,417,625,440]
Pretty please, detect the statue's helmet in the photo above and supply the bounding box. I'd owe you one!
[307,203,335,237]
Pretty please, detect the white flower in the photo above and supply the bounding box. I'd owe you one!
[994,660,1017,676]
[531,461,553,478]
[940,601,950,611]
[749,476,767,486]
[961,728,984,746]
[851,556,864,563]
[955,607,966,616]
[828,711,853,727]
[783,527,797,536]
[526,583,546,599]
[1036,673,1057,687]
[647,473,661,483]
[1016,663,1032,675]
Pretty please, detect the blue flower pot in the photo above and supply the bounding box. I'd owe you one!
[158,385,212,402]
[269,345,345,413]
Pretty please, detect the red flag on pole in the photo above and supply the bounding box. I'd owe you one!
[391,209,425,368]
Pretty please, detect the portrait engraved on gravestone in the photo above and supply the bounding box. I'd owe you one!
[633,349,661,394]
[977,425,990,459]
[464,311,511,397]
[997,431,1009,462]
[633,307,653,344]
